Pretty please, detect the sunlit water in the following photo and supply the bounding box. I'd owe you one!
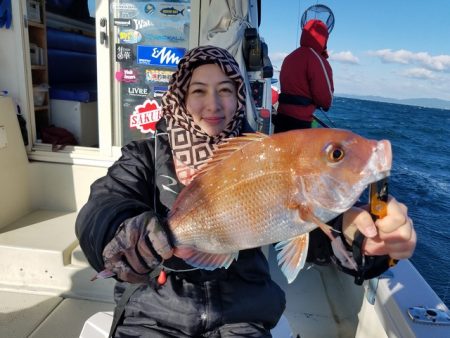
[323,97,450,307]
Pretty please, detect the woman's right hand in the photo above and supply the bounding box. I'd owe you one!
[102,212,173,283]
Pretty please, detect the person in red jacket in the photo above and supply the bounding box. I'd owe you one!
[275,19,334,131]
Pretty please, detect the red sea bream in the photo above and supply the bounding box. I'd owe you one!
[168,129,392,283]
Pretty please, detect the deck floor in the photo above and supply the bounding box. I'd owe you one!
[267,246,365,338]
[1,246,366,338]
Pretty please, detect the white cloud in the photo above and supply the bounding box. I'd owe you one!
[329,51,359,64]
[269,52,289,64]
[368,49,450,71]
[402,68,437,80]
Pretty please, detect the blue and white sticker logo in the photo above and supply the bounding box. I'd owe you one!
[144,4,155,14]
[137,46,185,67]
[118,29,142,44]
[154,85,168,98]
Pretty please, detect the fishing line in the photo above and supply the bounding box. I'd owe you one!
[296,0,302,48]
[161,264,199,273]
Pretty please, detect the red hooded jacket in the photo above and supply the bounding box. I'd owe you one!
[277,19,334,122]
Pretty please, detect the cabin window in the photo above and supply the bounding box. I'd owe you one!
[26,0,198,165]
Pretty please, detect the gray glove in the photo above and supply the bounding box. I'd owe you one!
[102,212,173,283]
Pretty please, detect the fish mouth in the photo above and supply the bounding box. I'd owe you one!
[363,139,392,182]
[375,140,392,173]
[354,139,392,203]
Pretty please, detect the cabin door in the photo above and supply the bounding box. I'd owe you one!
[105,0,193,146]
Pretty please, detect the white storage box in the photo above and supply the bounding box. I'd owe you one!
[51,99,99,147]
[27,0,41,23]
[33,85,48,106]
[30,43,40,65]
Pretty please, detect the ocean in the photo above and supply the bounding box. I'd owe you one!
[322,97,450,307]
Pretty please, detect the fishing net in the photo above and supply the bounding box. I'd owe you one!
[300,4,335,33]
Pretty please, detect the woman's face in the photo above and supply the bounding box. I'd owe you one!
[186,64,238,136]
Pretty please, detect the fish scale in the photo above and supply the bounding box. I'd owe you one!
[172,170,321,253]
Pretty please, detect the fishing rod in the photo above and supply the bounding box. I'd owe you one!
[313,107,337,128]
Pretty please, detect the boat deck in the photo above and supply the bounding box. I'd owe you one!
[267,246,364,337]
[0,241,364,338]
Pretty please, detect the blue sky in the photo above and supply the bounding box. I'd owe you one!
[260,0,450,101]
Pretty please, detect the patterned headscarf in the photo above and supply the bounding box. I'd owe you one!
[162,45,246,184]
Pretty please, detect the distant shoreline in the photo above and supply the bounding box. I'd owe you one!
[336,94,450,111]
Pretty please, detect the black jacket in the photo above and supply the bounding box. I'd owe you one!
[75,119,286,336]
[75,118,391,336]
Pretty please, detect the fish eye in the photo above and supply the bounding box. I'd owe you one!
[326,144,345,162]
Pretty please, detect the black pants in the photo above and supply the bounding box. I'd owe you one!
[273,113,312,132]
[116,322,272,337]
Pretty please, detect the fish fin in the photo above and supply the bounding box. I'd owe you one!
[174,246,239,270]
[275,233,309,284]
[195,133,268,177]
[331,236,358,270]
[310,215,358,271]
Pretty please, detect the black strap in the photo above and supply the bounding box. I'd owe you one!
[108,283,142,338]
[352,230,367,285]
[278,93,313,106]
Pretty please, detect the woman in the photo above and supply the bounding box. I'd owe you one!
[76,46,415,337]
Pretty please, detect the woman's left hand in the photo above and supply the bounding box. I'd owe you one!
[342,196,417,260]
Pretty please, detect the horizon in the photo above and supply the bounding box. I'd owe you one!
[260,1,450,102]
[332,93,450,111]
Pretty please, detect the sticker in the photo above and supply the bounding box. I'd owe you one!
[127,85,150,97]
[118,29,143,44]
[137,45,185,67]
[115,68,139,83]
[129,99,162,134]
[144,4,155,14]
[115,44,134,62]
[132,19,186,37]
[132,19,155,30]
[144,33,186,42]
[145,69,174,83]
[160,6,185,16]
[154,85,168,97]
[111,2,138,11]
[111,2,139,19]
[114,18,132,27]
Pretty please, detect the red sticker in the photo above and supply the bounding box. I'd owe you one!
[115,68,139,83]
[129,99,162,134]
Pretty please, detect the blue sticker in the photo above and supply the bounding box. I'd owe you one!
[154,85,169,97]
[137,46,185,67]
[144,4,155,14]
